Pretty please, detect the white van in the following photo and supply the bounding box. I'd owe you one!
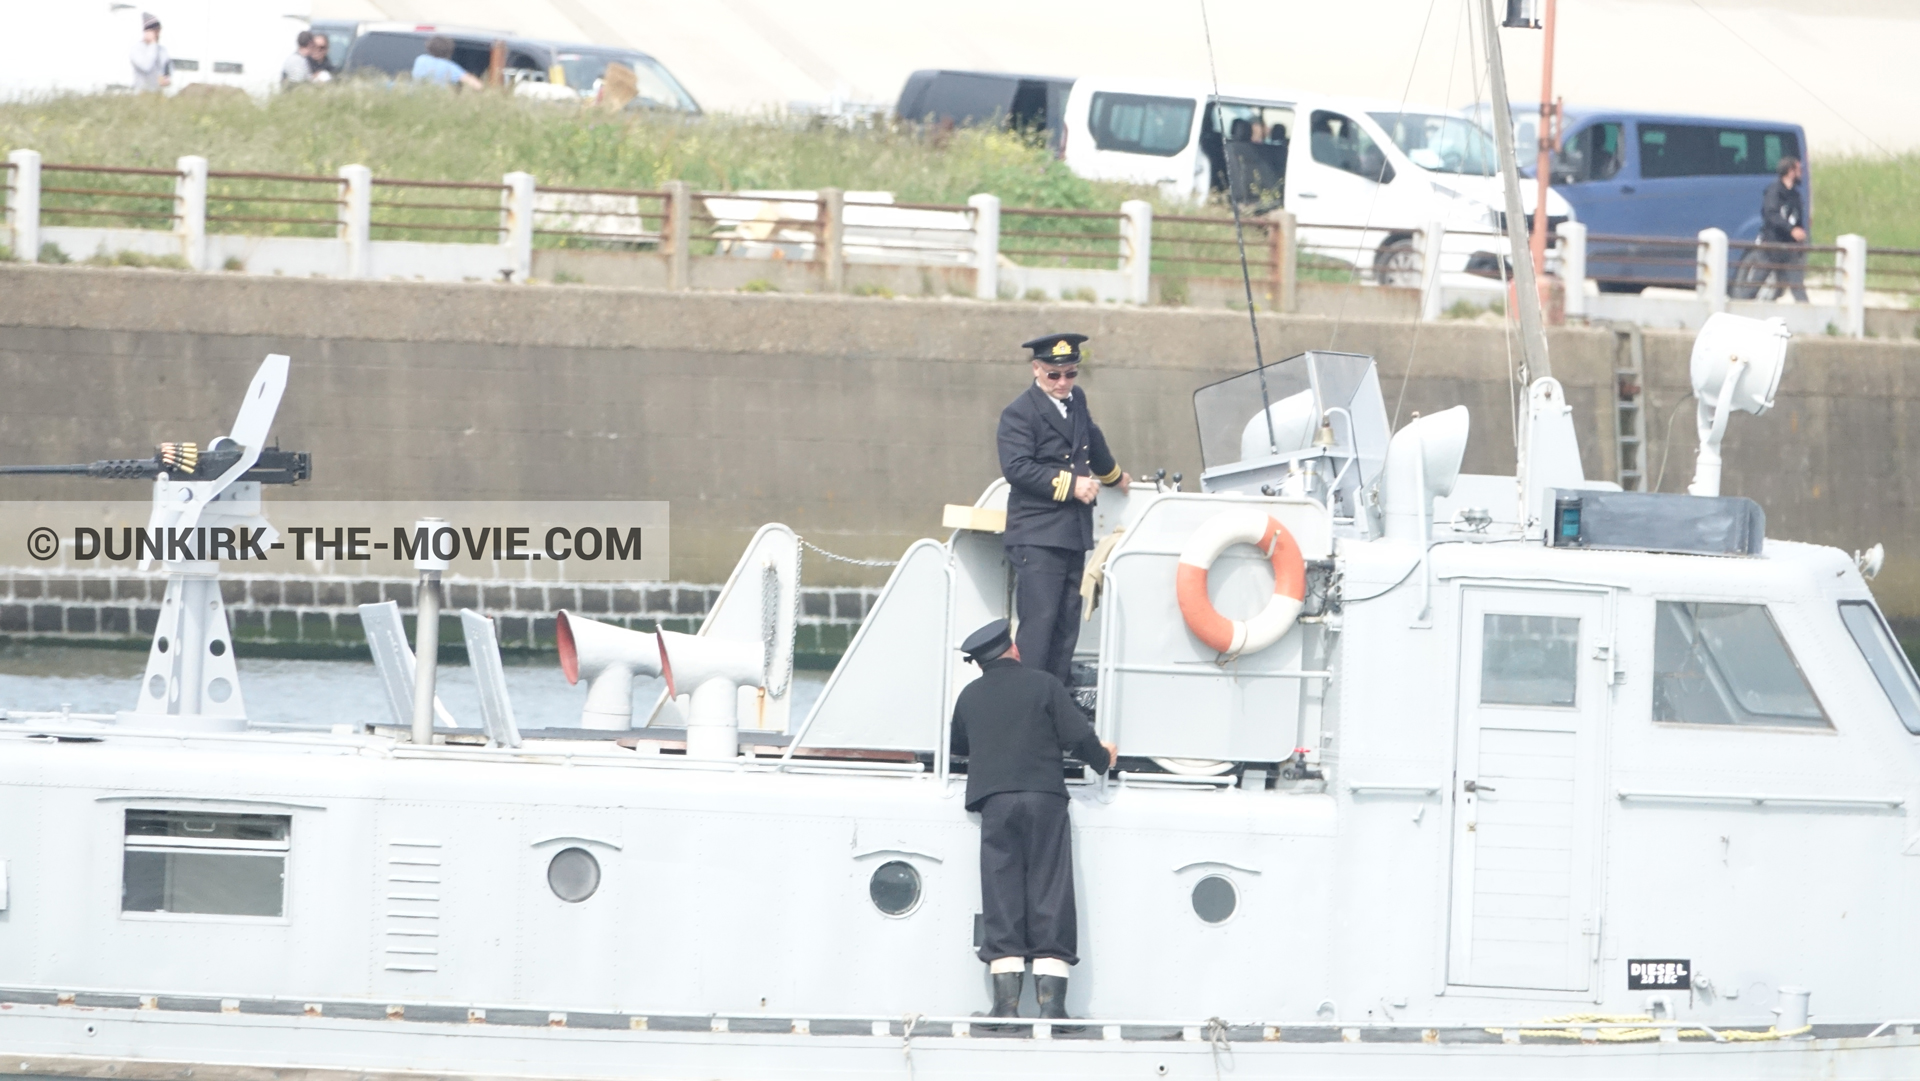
[1061,77,1572,286]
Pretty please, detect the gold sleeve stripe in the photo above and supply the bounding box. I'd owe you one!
[1051,470,1073,502]
[1095,463,1122,485]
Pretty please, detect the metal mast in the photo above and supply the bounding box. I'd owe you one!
[1479,0,1551,385]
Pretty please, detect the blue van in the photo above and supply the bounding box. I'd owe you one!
[1467,105,1808,291]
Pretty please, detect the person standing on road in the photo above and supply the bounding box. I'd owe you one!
[996,332,1129,690]
[1760,156,1810,303]
[949,618,1116,1022]
[129,13,171,93]
[307,32,336,80]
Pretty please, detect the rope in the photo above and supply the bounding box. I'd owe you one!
[1491,1013,1813,1043]
[901,1012,921,1081]
[1204,1016,1235,1077]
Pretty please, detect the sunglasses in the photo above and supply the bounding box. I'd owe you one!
[1043,368,1080,381]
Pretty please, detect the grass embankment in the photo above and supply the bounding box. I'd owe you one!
[1814,153,1920,251]
[2,90,1912,290]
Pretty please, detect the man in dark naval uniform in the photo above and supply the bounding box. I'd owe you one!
[997,333,1130,687]
[950,618,1116,1020]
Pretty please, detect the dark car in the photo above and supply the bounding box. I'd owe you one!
[339,24,699,113]
[896,70,1075,150]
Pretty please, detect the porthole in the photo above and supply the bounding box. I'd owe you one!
[547,847,600,903]
[1191,874,1237,924]
[869,860,921,916]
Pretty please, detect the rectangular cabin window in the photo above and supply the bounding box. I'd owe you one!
[1652,602,1829,728]
[1480,614,1580,707]
[1838,600,1920,735]
[122,810,290,918]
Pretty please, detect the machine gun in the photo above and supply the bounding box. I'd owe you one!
[0,442,310,484]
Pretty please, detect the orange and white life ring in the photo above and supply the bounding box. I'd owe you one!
[1176,509,1307,659]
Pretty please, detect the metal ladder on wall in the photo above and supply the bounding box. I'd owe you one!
[1610,324,1647,491]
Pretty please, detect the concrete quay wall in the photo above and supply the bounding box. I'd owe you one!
[0,265,1916,628]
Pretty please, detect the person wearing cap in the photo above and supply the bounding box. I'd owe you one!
[949,618,1116,1022]
[997,333,1130,689]
[129,14,172,93]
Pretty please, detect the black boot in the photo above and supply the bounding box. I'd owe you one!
[989,972,1023,1018]
[1035,974,1069,1019]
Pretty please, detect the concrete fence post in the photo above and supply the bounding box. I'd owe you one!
[664,180,691,290]
[1837,233,1867,339]
[1556,220,1587,320]
[338,164,371,279]
[501,171,535,284]
[1268,209,1296,312]
[819,187,845,293]
[1697,227,1729,314]
[1120,199,1152,305]
[6,148,40,262]
[175,155,208,271]
[967,193,1000,301]
[1418,220,1445,322]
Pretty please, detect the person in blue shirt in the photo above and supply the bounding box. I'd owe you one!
[411,36,481,89]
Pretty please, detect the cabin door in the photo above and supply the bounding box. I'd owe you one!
[1447,587,1610,992]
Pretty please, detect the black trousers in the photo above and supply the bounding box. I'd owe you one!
[977,790,1079,965]
[1008,544,1085,686]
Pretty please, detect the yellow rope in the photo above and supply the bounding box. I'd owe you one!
[1487,1013,1814,1044]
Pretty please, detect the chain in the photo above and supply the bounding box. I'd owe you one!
[761,551,796,700]
[798,537,900,568]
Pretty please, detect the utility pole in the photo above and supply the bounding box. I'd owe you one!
[1528,0,1559,305]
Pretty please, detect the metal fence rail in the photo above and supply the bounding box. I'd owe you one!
[2,146,1911,335]
[206,171,344,238]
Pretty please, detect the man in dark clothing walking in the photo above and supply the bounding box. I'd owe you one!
[950,618,1116,1021]
[1759,156,1810,303]
[997,333,1129,687]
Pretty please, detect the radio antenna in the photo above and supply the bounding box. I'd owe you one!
[1199,0,1278,455]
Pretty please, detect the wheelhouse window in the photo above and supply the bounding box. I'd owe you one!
[1838,600,1920,735]
[122,810,290,917]
[1088,92,1196,156]
[1652,602,1828,728]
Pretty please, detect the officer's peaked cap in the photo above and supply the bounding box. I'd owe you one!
[959,618,1013,663]
[1021,332,1088,364]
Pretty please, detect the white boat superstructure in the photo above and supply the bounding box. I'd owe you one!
[4,317,1920,1080]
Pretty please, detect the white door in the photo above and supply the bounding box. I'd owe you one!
[1447,588,1609,992]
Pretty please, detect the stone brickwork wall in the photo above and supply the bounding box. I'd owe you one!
[0,570,879,665]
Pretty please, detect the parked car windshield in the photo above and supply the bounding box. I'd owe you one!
[1370,112,1497,176]
[553,50,698,111]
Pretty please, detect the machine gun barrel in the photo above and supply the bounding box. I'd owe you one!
[0,446,310,484]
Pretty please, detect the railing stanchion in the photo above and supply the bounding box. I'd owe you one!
[339,164,371,279]
[1557,220,1587,321]
[1268,209,1296,313]
[1838,233,1867,338]
[175,155,207,271]
[1697,227,1728,315]
[665,179,691,290]
[819,187,845,294]
[1418,220,1445,322]
[1120,199,1152,305]
[502,171,535,283]
[967,193,1000,301]
[6,148,40,262]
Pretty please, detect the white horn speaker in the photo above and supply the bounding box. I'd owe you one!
[658,628,764,759]
[557,610,663,730]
